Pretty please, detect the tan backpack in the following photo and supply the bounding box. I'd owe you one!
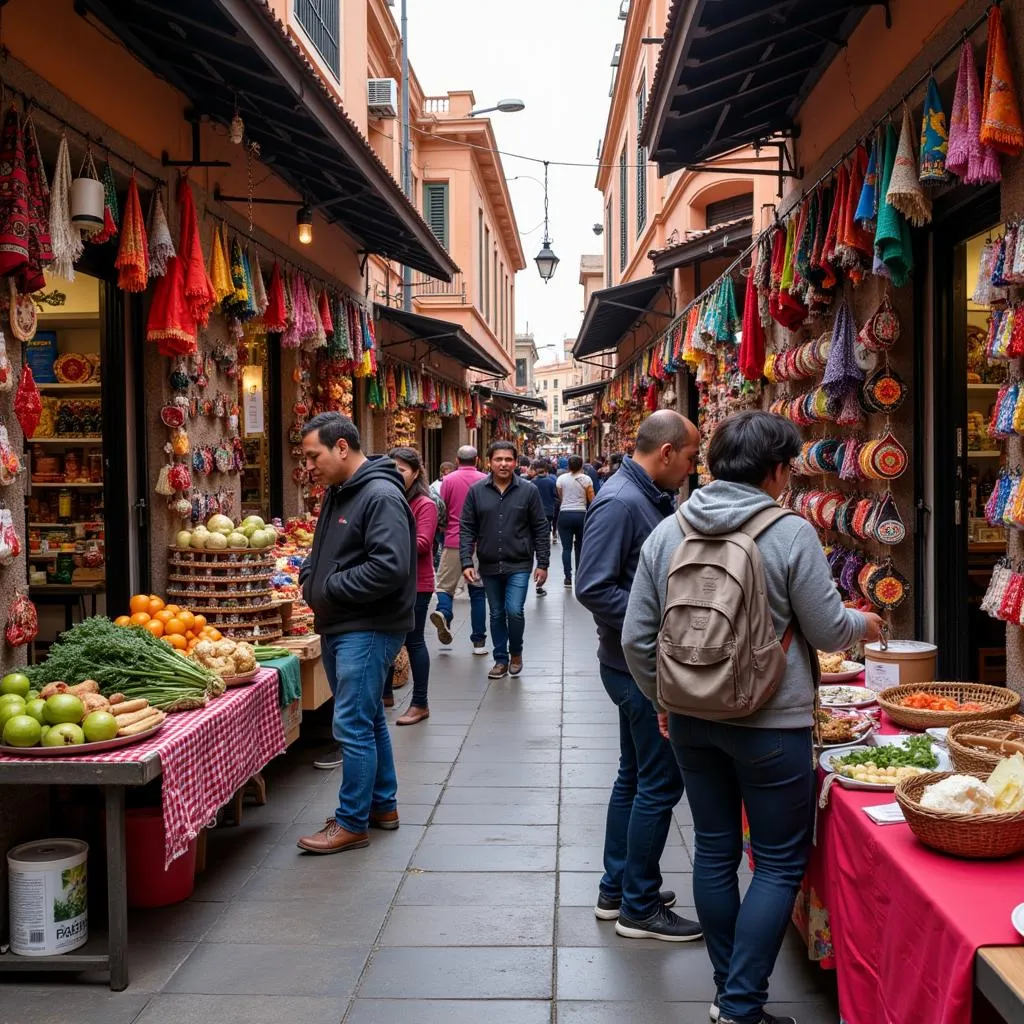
[656,505,802,720]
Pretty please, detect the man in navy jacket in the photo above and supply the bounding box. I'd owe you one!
[576,410,701,942]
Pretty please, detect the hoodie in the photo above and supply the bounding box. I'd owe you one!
[622,480,867,729]
[576,456,675,672]
[300,458,416,636]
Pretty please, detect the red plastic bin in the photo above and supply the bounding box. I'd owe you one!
[125,807,197,908]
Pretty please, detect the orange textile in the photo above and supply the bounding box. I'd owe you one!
[115,175,149,292]
[980,6,1024,156]
[177,179,216,327]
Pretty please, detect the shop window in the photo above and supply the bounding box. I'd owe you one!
[423,182,449,250]
[706,193,753,229]
[636,77,648,236]
[295,0,340,78]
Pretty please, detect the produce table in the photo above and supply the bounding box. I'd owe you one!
[0,667,286,990]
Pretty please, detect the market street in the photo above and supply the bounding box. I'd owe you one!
[1,584,839,1024]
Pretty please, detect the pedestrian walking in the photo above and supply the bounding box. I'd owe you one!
[622,410,884,1023]
[296,413,415,853]
[382,447,437,726]
[432,446,489,655]
[429,461,454,570]
[556,455,594,587]
[459,441,550,678]
[576,410,703,942]
[531,460,558,595]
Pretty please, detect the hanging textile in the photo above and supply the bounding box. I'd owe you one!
[14,364,42,439]
[919,76,949,182]
[263,262,287,332]
[115,174,149,292]
[281,271,300,348]
[20,115,51,294]
[874,122,913,287]
[89,162,120,245]
[209,223,233,305]
[251,251,268,316]
[886,107,932,226]
[980,5,1024,157]
[148,190,175,278]
[146,250,194,355]
[318,288,333,336]
[855,133,880,230]
[842,145,875,264]
[177,178,216,327]
[948,39,1001,184]
[311,287,327,347]
[739,263,765,381]
[49,130,81,281]
[822,298,862,402]
[0,106,30,280]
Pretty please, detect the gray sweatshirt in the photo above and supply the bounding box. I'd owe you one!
[622,480,867,729]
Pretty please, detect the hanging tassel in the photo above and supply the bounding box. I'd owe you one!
[49,130,82,280]
[147,190,175,277]
[980,6,1024,157]
[115,174,149,292]
[90,161,120,244]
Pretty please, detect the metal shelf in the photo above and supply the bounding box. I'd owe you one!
[37,383,101,392]
[30,482,103,489]
[29,437,102,444]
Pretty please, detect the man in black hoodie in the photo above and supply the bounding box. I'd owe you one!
[296,413,416,854]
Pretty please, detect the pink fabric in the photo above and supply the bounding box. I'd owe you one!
[439,465,486,548]
[410,493,439,592]
[0,669,286,867]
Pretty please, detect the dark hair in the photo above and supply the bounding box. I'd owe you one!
[707,410,801,485]
[609,452,624,467]
[389,446,431,501]
[568,455,583,472]
[488,440,518,459]
[301,411,361,451]
[531,460,548,473]
[634,409,693,455]
[439,461,455,474]
[518,456,531,467]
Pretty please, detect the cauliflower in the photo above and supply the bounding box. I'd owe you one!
[193,639,216,663]
[232,642,256,673]
[214,639,238,659]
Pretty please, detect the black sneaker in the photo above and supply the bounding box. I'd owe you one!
[430,610,453,646]
[312,745,342,770]
[536,586,547,596]
[594,889,677,921]
[719,1015,796,1024]
[614,904,703,942]
[472,640,489,656]
[564,577,572,588]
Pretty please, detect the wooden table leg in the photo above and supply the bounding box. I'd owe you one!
[104,785,128,991]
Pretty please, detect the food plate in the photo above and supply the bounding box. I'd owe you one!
[1012,903,1024,940]
[817,712,876,748]
[925,727,949,747]
[222,669,259,687]
[819,685,878,708]
[0,720,165,757]
[820,661,865,683]
[820,741,951,790]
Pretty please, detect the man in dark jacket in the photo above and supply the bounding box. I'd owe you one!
[460,441,550,679]
[296,412,416,854]
[576,410,702,941]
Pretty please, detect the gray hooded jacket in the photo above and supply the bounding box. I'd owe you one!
[622,480,867,729]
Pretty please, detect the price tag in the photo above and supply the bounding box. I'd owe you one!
[865,659,900,692]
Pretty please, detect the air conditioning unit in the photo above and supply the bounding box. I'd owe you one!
[368,78,398,119]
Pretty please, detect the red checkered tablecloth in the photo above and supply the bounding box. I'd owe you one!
[0,668,286,867]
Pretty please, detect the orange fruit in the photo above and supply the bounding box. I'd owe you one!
[147,596,166,616]
[208,628,222,641]
[129,594,150,615]
[167,633,187,651]
[144,619,165,639]
[193,615,207,631]
[113,615,131,627]
[164,604,181,615]
[178,610,195,631]
[154,609,175,625]
[164,618,186,636]
[130,611,151,626]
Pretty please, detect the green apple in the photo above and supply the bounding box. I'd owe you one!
[23,698,47,725]
[82,711,118,743]
[43,693,85,725]
[0,672,31,698]
[42,722,84,746]
[3,714,41,747]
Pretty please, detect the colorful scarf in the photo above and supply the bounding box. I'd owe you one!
[919,76,949,181]
[263,261,287,332]
[949,39,1001,184]
[855,133,880,230]
[178,179,216,327]
[20,115,51,294]
[980,5,1024,157]
[209,223,233,305]
[739,260,765,381]
[115,174,149,292]
[89,161,120,245]
[822,298,862,402]
[886,107,931,226]
[874,122,913,287]
[0,106,29,279]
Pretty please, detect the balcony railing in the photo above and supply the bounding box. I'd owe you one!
[410,271,467,302]
[423,96,450,115]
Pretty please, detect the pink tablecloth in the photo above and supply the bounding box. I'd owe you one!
[0,668,286,867]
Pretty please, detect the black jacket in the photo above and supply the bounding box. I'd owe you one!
[300,458,416,636]
[459,473,551,576]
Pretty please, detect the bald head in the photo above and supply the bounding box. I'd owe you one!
[632,410,699,490]
[634,409,698,454]
[456,445,478,466]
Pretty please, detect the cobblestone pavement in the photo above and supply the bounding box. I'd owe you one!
[3,582,840,1023]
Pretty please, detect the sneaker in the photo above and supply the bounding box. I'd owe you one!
[509,655,523,676]
[614,905,703,942]
[472,641,489,656]
[564,577,572,588]
[710,994,719,1022]
[488,662,509,679]
[594,889,677,921]
[536,586,547,596]
[719,1014,796,1024]
[313,745,342,770]
[430,610,453,646]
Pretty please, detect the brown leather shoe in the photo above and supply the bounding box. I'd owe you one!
[509,656,523,676]
[296,819,369,854]
[383,695,395,708]
[369,809,400,830]
[488,662,509,679]
[396,706,430,726]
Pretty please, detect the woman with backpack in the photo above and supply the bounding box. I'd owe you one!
[383,447,438,726]
[622,410,883,1024]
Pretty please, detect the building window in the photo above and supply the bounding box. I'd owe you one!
[543,380,548,390]
[553,419,559,431]
[636,77,648,237]
[499,261,505,339]
[618,145,627,272]
[484,226,491,321]
[553,378,559,389]
[423,182,449,250]
[477,210,484,307]
[553,396,559,413]
[515,359,527,388]
[295,0,340,77]
[493,247,499,331]
[706,193,754,229]
[605,201,612,286]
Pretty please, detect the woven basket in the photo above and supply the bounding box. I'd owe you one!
[877,683,1020,729]
[947,719,1024,774]
[895,771,1024,859]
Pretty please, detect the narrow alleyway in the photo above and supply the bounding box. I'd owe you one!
[6,585,840,1024]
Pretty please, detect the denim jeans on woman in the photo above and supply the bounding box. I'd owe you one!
[668,715,815,1024]
[557,510,586,580]
[599,663,684,919]
[435,583,487,644]
[385,592,431,707]
[481,571,530,664]
[323,629,406,834]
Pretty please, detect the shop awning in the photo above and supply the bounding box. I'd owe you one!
[486,389,547,411]
[80,0,459,281]
[649,217,753,274]
[559,418,592,430]
[573,274,670,360]
[374,305,507,376]
[641,0,872,174]
[562,380,608,403]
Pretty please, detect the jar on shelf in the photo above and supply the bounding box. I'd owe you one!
[87,451,103,483]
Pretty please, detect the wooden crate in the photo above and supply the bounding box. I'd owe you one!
[281,697,302,747]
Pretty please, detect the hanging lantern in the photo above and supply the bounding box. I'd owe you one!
[229,113,245,145]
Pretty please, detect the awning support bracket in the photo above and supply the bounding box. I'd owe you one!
[162,112,231,169]
[686,140,802,198]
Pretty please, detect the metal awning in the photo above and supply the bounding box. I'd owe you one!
[482,388,547,411]
[649,218,753,274]
[573,274,670,360]
[559,418,592,430]
[641,0,875,175]
[562,381,607,403]
[374,305,507,376]
[80,0,459,281]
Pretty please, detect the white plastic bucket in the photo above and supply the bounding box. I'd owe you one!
[69,177,104,235]
[864,640,938,692]
[7,838,88,955]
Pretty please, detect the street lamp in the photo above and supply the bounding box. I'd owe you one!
[534,161,559,283]
[469,99,526,117]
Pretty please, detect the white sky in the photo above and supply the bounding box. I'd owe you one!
[407,0,625,365]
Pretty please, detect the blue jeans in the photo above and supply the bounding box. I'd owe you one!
[668,716,815,1024]
[323,630,406,834]
[481,571,530,663]
[557,510,586,580]
[385,592,431,708]
[435,584,487,644]
[599,663,684,919]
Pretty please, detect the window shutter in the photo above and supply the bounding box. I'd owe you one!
[635,79,647,236]
[294,0,340,77]
[706,193,754,229]
[423,183,449,250]
[618,147,627,273]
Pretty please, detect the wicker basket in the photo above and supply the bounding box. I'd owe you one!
[947,719,1024,774]
[895,771,1024,859]
[877,683,1020,729]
